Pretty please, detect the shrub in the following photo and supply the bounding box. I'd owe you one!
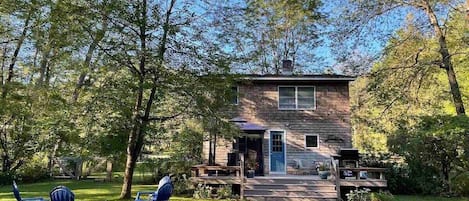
[217,184,233,199]
[0,172,14,185]
[172,174,192,195]
[389,115,469,194]
[451,171,469,196]
[193,183,212,199]
[370,191,394,201]
[17,163,50,183]
[346,188,371,201]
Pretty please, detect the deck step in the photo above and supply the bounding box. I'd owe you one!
[245,178,335,185]
[245,195,337,201]
[245,184,335,191]
[245,190,337,197]
[244,177,337,201]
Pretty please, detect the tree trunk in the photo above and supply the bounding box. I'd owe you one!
[423,0,466,115]
[2,12,31,97]
[1,46,6,87]
[72,16,108,102]
[47,140,60,176]
[120,0,175,197]
[120,117,146,198]
[1,154,10,173]
[120,0,149,197]
[106,159,113,182]
[37,46,51,85]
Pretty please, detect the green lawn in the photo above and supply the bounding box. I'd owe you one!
[394,195,469,201]
[1,180,468,201]
[0,180,204,201]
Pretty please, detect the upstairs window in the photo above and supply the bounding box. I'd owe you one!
[231,86,238,105]
[278,86,315,110]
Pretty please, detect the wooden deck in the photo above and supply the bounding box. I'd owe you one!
[338,167,387,188]
[190,176,242,184]
[190,155,387,200]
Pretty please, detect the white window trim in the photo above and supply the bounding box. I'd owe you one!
[304,134,319,149]
[277,85,316,110]
[232,86,239,105]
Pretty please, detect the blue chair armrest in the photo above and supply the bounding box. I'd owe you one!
[135,192,155,201]
[22,198,46,201]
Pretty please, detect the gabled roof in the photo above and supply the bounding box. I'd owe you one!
[240,74,356,81]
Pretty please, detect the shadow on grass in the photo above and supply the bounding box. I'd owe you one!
[0,180,156,201]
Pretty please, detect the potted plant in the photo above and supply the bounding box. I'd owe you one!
[246,158,258,178]
[317,163,330,179]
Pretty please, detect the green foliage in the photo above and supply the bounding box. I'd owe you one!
[348,8,469,196]
[370,192,394,201]
[193,183,213,199]
[346,188,371,201]
[389,115,469,194]
[216,184,233,199]
[171,175,192,195]
[17,163,50,184]
[359,153,443,195]
[451,171,469,196]
[226,0,323,73]
[0,172,14,185]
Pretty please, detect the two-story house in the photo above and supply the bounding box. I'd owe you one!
[202,61,355,176]
[192,64,389,200]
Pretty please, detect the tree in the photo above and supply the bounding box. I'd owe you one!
[389,115,469,193]
[96,0,237,198]
[334,0,467,115]
[222,0,323,74]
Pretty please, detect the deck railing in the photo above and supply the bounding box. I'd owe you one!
[329,157,340,199]
[190,153,245,199]
[339,167,386,180]
[239,153,245,199]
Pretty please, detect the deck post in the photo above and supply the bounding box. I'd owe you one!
[239,153,245,199]
[332,159,341,201]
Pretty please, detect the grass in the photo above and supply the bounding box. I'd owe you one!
[0,180,207,201]
[1,180,468,201]
[394,195,469,201]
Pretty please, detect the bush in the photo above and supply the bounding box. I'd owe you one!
[17,163,50,183]
[0,172,14,186]
[193,183,212,199]
[346,188,371,201]
[384,162,443,195]
[216,184,233,199]
[370,191,394,201]
[451,171,469,196]
[172,174,192,195]
[360,152,444,195]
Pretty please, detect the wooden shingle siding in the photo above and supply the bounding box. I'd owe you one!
[202,139,233,166]
[203,80,352,175]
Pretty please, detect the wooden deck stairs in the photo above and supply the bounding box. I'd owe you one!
[244,176,337,201]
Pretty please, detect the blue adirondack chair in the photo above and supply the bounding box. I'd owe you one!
[135,176,173,201]
[12,181,45,201]
[49,186,74,201]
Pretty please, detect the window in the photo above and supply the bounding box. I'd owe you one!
[278,86,315,109]
[231,86,238,105]
[271,131,284,152]
[305,135,319,148]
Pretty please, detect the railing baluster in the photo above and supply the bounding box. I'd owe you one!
[239,153,245,199]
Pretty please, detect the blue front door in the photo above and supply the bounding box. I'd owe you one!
[270,131,285,173]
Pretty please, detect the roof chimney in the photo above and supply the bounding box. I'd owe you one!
[282,59,293,75]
